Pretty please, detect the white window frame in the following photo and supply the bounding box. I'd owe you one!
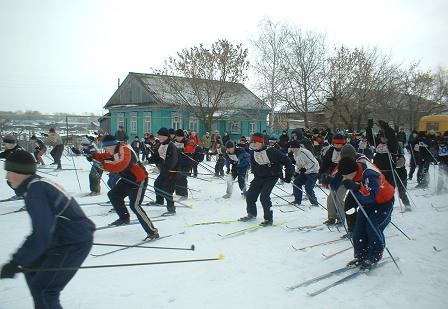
[117,113,125,131]
[249,122,256,135]
[189,116,199,132]
[229,121,241,134]
[172,113,183,130]
[130,113,137,134]
[143,112,152,134]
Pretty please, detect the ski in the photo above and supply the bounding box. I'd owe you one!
[322,246,352,259]
[286,223,323,231]
[306,258,398,297]
[292,237,346,251]
[218,221,285,238]
[0,197,23,203]
[90,234,176,257]
[95,217,165,231]
[0,207,26,216]
[188,219,240,227]
[287,265,356,291]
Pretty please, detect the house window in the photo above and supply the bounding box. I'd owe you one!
[172,113,183,130]
[189,116,199,132]
[143,112,152,134]
[249,122,256,135]
[117,113,125,131]
[229,121,241,134]
[130,113,137,134]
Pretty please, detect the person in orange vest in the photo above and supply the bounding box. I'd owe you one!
[89,135,159,239]
[338,156,394,270]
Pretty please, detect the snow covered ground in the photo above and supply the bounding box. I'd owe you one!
[0,154,447,309]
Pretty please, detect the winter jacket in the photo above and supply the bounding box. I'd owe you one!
[148,139,178,175]
[93,144,147,185]
[46,133,63,146]
[319,146,341,175]
[174,137,196,168]
[0,144,23,159]
[250,145,294,179]
[34,138,47,152]
[202,135,212,148]
[294,148,320,174]
[12,174,95,267]
[225,147,251,170]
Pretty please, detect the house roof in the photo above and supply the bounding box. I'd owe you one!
[104,72,269,111]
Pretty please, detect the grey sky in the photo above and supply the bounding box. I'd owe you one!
[0,0,447,115]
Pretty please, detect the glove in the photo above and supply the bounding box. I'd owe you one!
[299,168,306,174]
[283,173,292,183]
[0,261,20,279]
[342,179,359,191]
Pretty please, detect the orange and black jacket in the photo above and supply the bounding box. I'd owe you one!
[93,144,147,185]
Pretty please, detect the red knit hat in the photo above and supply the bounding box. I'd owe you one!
[251,133,264,144]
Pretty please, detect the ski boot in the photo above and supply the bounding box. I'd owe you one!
[144,230,160,241]
[259,219,273,227]
[359,260,376,271]
[346,257,363,268]
[239,214,256,222]
[108,218,130,226]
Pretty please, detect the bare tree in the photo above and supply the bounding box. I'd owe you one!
[155,39,250,131]
[251,18,288,131]
[279,27,326,128]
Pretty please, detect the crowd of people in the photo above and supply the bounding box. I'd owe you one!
[0,120,446,307]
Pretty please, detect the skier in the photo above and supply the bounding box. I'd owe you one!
[131,136,140,157]
[319,133,346,225]
[147,128,179,215]
[290,139,319,206]
[214,140,226,177]
[338,156,394,270]
[173,129,196,198]
[0,134,23,159]
[222,140,251,198]
[46,128,64,170]
[0,150,95,308]
[202,131,212,161]
[30,135,47,165]
[240,133,294,226]
[81,136,103,196]
[407,130,419,180]
[89,135,159,239]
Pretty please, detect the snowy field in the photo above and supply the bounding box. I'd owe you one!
[0,153,447,309]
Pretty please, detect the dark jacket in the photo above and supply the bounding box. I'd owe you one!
[0,144,23,159]
[250,146,294,178]
[319,146,340,175]
[148,139,178,174]
[12,174,95,267]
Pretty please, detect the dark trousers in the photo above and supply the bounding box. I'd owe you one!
[204,148,210,161]
[155,173,176,212]
[89,165,103,193]
[25,241,93,309]
[215,158,225,176]
[108,179,157,235]
[344,193,357,232]
[417,159,430,187]
[353,200,393,263]
[293,173,318,205]
[246,177,278,221]
[409,151,418,179]
[191,163,198,177]
[175,166,189,197]
[50,144,64,169]
[232,167,248,192]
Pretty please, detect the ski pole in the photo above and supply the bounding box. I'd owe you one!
[271,189,305,211]
[93,242,195,251]
[392,169,417,209]
[70,148,82,192]
[348,190,401,273]
[167,170,211,182]
[386,151,403,212]
[330,189,354,245]
[36,169,58,177]
[389,221,415,241]
[291,182,327,211]
[20,254,224,273]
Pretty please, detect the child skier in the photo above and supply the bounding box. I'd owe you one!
[222,140,250,198]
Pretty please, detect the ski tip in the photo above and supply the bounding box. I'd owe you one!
[191,244,195,251]
[218,253,225,260]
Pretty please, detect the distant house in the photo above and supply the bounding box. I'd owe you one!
[102,72,270,140]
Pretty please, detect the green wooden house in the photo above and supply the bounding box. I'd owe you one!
[103,72,270,140]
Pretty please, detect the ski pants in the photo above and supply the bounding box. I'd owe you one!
[344,192,357,232]
[155,172,176,212]
[175,166,189,197]
[327,185,347,223]
[89,165,103,193]
[50,144,64,168]
[293,172,318,205]
[108,178,157,235]
[417,159,431,187]
[34,149,46,165]
[246,176,278,221]
[25,240,93,309]
[383,169,410,206]
[215,157,225,176]
[352,199,393,263]
[408,151,418,179]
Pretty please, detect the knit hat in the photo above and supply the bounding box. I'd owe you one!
[225,141,235,149]
[157,127,170,137]
[332,133,345,145]
[175,129,184,137]
[49,128,56,133]
[240,136,247,142]
[4,150,37,175]
[168,128,176,135]
[338,157,358,175]
[290,140,301,148]
[3,134,17,144]
[251,133,264,144]
[340,144,357,159]
[102,135,117,147]
[268,136,277,142]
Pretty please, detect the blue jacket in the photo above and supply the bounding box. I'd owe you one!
[225,147,251,171]
[12,175,95,267]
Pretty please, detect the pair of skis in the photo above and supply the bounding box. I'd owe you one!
[287,257,398,296]
[95,216,166,231]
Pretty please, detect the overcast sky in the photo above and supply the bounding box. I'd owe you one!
[0,0,447,115]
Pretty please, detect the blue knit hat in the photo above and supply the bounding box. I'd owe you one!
[102,135,117,147]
